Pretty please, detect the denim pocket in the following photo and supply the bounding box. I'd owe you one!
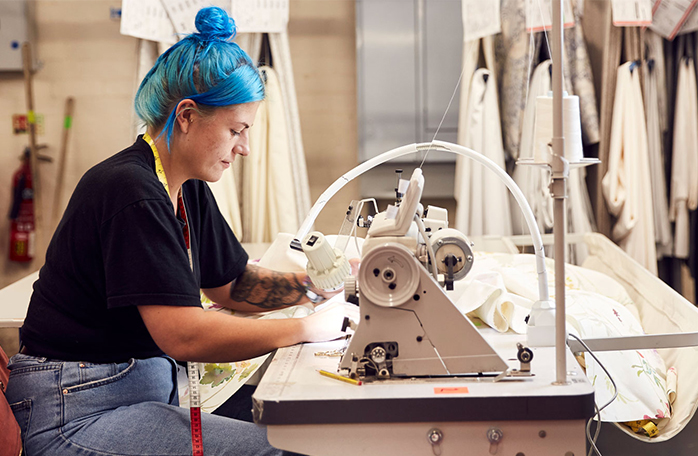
[10,398,32,436]
[63,358,136,393]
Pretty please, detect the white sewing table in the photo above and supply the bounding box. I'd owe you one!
[0,271,38,328]
[253,330,595,456]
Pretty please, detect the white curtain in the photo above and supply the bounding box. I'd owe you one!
[669,57,698,259]
[242,66,299,242]
[602,62,657,274]
[455,35,512,236]
[643,56,673,259]
[512,60,554,236]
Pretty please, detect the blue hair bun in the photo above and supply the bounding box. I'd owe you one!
[195,6,236,41]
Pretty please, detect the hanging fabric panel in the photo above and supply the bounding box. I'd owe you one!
[208,167,244,239]
[644,58,673,259]
[602,62,657,274]
[269,32,312,225]
[455,67,512,236]
[669,57,698,259]
[512,60,554,236]
[242,66,299,243]
[580,0,622,237]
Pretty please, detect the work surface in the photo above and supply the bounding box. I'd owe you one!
[253,331,595,455]
[254,331,594,425]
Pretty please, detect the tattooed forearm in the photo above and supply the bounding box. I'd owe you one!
[230,264,306,309]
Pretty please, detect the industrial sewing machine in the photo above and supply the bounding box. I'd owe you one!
[300,168,535,380]
[253,143,594,456]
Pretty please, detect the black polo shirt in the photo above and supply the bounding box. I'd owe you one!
[21,136,248,362]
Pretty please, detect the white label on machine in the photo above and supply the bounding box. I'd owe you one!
[120,0,177,44]
[231,0,289,33]
[612,0,653,26]
[461,0,501,42]
[525,0,576,32]
[649,0,698,39]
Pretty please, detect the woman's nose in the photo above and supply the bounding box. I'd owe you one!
[233,142,249,157]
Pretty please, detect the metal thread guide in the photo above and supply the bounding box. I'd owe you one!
[188,361,204,456]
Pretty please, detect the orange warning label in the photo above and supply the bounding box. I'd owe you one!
[434,387,469,395]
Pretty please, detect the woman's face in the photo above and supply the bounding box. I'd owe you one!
[179,101,260,182]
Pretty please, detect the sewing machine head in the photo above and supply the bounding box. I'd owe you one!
[301,168,509,380]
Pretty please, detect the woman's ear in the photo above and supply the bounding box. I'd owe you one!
[175,99,197,134]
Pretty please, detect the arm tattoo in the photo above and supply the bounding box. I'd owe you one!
[230,264,306,309]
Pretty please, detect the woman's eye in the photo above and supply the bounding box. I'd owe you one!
[231,129,241,136]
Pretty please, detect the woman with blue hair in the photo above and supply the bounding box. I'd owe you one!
[6,7,355,455]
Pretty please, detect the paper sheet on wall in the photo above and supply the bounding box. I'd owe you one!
[612,0,653,26]
[678,0,698,33]
[231,0,289,33]
[461,0,501,42]
[161,0,208,35]
[649,0,698,39]
[525,0,576,32]
[120,0,177,44]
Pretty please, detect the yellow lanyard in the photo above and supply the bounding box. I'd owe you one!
[142,132,193,266]
[142,133,203,456]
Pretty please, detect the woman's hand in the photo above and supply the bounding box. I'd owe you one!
[300,302,360,343]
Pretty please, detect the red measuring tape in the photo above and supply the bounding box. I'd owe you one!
[188,361,204,456]
[144,133,203,456]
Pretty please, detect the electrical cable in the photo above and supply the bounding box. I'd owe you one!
[568,333,618,456]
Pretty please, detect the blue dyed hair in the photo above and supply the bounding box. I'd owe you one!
[134,6,265,148]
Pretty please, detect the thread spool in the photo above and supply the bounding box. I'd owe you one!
[533,92,584,163]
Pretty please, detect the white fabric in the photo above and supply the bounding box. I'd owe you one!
[243,66,299,242]
[208,168,243,238]
[269,32,312,224]
[643,58,673,259]
[448,250,671,423]
[601,62,657,274]
[669,58,698,259]
[455,64,512,236]
[583,233,698,441]
[512,60,554,236]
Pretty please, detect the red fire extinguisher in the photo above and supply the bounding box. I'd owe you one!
[9,148,35,262]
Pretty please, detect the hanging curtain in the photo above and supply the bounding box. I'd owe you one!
[268,33,312,224]
[241,66,299,243]
[669,57,698,260]
[602,62,657,274]
[455,34,513,236]
[210,32,311,242]
[580,0,622,237]
[208,166,244,238]
[643,57,673,259]
[512,60,554,236]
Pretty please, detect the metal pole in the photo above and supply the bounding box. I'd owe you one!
[551,0,568,386]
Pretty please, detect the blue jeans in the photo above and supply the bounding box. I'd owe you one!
[6,353,284,456]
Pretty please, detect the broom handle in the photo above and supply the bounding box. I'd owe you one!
[22,42,43,254]
[53,97,75,227]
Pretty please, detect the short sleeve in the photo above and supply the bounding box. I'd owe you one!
[101,199,202,309]
[192,182,248,289]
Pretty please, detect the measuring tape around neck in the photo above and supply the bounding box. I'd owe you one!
[143,132,204,456]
